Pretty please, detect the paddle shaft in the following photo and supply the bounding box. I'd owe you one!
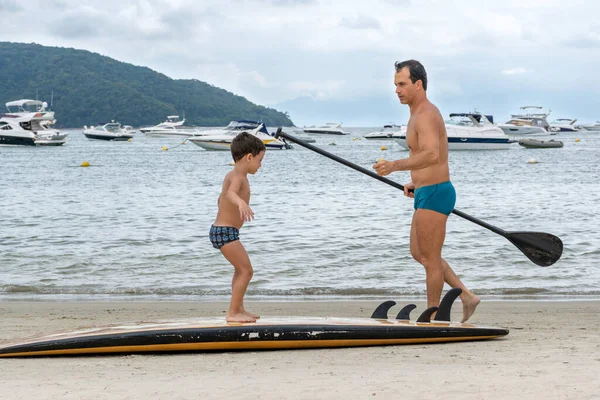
[277,131,508,236]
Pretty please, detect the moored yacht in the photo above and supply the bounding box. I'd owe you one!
[188,123,289,151]
[139,115,196,137]
[550,118,578,132]
[364,124,403,139]
[83,122,134,141]
[498,106,554,136]
[303,122,349,135]
[580,121,600,131]
[395,113,512,150]
[0,99,67,146]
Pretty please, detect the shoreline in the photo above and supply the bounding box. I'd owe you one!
[2,294,600,302]
[1,300,600,399]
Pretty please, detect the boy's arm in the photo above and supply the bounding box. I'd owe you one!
[225,175,247,207]
[226,175,254,221]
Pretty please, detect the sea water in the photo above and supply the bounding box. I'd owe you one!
[0,129,598,301]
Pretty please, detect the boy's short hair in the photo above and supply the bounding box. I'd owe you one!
[231,132,266,161]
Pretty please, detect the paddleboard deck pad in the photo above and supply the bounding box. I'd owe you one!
[0,316,508,357]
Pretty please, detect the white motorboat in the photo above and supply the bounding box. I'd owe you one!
[193,120,268,137]
[580,121,600,131]
[83,122,134,141]
[303,122,349,135]
[188,123,289,151]
[550,118,578,132]
[0,99,68,146]
[139,115,196,137]
[498,106,554,136]
[395,113,512,150]
[364,124,403,139]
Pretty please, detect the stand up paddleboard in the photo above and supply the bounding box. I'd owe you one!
[0,289,508,357]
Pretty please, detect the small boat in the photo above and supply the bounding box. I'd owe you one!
[498,106,555,136]
[139,115,196,138]
[518,138,563,148]
[303,122,349,135]
[580,121,600,131]
[364,124,403,139]
[550,118,579,132]
[188,123,290,151]
[83,122,134,141]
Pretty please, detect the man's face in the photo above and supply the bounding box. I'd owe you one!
[394,67,418,105]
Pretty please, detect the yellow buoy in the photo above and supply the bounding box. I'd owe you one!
[527,158,537,164]
[127,138,132,142]
[80,161,90,167]
[162,146,168,151]
[352,138,357,141]
[575,139,580,142]
[381,146,388,151]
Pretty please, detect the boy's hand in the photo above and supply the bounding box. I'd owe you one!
[239,202,255,222]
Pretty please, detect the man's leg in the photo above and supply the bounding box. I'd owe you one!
[414,209,447,309]
[411,212,480,322]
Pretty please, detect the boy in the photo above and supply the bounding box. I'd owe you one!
[210,132,266,323]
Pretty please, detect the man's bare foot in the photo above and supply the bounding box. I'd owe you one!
[461,294,481,323]
[226,313,257,323]
[243,310,260,319]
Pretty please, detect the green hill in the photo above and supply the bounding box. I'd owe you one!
[0,42,294,128]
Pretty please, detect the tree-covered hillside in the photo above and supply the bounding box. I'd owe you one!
[0,42,294,128]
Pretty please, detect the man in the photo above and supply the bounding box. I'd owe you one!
[373,60,480,322]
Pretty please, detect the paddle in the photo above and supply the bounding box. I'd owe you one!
[275,128,563,267]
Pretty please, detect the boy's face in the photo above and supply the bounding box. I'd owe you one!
[247,150,265,174]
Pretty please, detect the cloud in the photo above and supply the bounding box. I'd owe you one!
[0,0,21,12]
[502,68,528,75]
[2,0,600,125]
[339,15,382,30]
[51,6,107,39]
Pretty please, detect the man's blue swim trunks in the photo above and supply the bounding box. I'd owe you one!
[209,225,240,249]
[413,181,456,216]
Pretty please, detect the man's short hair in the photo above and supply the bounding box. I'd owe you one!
[231,132,266,161]
[394,59,427,91]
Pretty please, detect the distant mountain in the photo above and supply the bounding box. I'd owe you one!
[0,42,294,128]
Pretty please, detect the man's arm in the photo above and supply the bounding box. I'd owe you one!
[393,116,440,171]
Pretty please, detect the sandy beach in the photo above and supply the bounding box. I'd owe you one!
[0,300,599,399]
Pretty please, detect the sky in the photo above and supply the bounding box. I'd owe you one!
[2,0,600,126]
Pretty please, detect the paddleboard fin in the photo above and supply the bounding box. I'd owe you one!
[370,300,396,319]
[395,304,417,320]
[433,288,462,322]
[417,306,439,323]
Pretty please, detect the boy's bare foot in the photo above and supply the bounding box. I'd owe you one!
[226,313,257,323]
[243,310,260,319]
[461,293,481,323]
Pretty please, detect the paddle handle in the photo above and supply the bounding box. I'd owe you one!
[277,130,412,192]
[277,129,508,236]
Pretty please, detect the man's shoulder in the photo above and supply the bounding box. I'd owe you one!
[414,103,443,125]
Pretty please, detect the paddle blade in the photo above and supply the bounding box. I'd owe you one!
[505,232,563,267]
